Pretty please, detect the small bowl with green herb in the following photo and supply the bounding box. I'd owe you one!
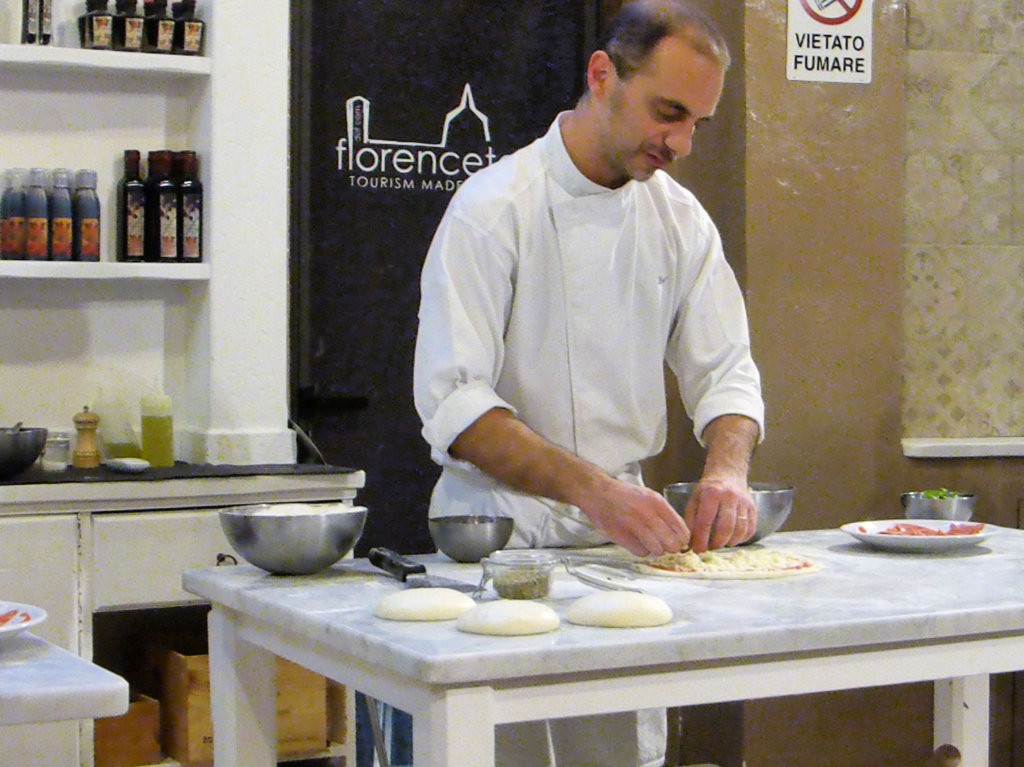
[901,489,976,521]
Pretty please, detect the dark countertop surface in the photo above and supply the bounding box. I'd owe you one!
[2,462,359,486]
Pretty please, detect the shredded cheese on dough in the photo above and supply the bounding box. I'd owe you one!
[647,548,813,574]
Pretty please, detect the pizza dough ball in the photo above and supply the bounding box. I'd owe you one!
[566,591,672,628]
[374,588,476,622]
[456,599,560,636]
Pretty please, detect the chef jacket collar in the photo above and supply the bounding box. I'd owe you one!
[546,112,623,199]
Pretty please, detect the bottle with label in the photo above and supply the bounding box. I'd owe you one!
[144,150,177,261]
[142,0,174,53]
[174,150,202,262]
[140,392,174,467]
[1,169,27,260]
[49,168,73,261]
[39,0,52,44]
[24,168,49,261]
[117,150,146,262]
[79,0,114,49]
[112,0,143,51]
[21,0,40,43]
[72,169,101,261]
[171,0,202,55]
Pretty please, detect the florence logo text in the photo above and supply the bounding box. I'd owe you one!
[336,83,498,193]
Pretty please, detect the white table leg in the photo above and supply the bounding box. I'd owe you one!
[208,607,277,767]
[414,686,495,767]
[934,674,989,765]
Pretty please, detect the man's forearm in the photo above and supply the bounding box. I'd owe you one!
[699,414,759,482]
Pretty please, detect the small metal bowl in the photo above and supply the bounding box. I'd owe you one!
[901,491,976,521]
[428,515,514,563]
[663,482,795,543]
[219,502,367,575]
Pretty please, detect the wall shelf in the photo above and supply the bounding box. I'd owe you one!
[0,261,210,281]
[0,43,211,76]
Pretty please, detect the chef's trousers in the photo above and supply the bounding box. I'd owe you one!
[496,708,667,767]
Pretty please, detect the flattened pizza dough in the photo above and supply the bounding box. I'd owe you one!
[374,588,476,621]
[567,591,672,628]
[639,548,820,580]
[456,599,560,636]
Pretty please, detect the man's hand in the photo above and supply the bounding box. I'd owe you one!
[683,476,756,552]
[576,477,690,557]
[686,415,761,552]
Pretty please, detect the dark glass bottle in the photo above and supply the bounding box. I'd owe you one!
[24,168,49,261]
[21,0,40,43]
[173,151,202,262]
[118,150,146,262]
[39,0,52,44]
[144,150,178,261]
[72,169,101,262]
[49,168,74,261]
[1,169,27,260]
[142,0,174,53]
[171,0,203,55]
[79,0,113,49]
[112,0,143,51]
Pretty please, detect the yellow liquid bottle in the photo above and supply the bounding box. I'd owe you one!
[140,394,174,467]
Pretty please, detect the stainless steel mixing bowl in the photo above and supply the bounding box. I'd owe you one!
[428,515,515,563]
[219,502,367,574]
[0,426,48,479]
[901,491,976,521]
[662,481,795,543]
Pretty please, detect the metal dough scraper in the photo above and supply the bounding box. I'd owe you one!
[368,547,478,593]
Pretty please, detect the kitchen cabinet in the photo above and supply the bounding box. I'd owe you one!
[0,469,363,767]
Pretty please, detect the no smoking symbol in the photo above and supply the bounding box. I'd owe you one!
[799,0,863,25]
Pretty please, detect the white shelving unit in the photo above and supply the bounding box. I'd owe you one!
[0,41,211,74]
[0,260,210,279]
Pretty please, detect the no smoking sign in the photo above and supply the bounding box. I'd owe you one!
[787,0,874,83]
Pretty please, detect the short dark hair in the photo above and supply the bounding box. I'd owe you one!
[599,0,731,78]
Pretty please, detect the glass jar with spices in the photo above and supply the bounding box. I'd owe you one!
[79,0,113,50]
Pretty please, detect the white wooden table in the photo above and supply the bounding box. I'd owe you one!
[184,527,1024,766]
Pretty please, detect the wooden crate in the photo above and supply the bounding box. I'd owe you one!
[94,693,161,767]
[159,650,327,765]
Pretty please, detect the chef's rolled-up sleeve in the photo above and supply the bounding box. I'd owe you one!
[414,198,518,467]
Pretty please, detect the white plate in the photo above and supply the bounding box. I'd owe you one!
[840,519,993,553]
[0,601,47,641]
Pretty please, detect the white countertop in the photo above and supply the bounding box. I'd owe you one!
[183,526,1024,686]
[0,634,128,725]
[0,468,366,516]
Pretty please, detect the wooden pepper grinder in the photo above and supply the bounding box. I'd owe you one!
[73,406,101,469]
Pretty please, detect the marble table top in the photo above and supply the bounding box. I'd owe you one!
[0,634,129,725]
[183,526,1024,685]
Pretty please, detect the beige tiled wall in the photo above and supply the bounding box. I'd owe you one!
[902,1,1024,436]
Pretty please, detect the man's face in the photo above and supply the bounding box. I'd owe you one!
[593,35,725,186]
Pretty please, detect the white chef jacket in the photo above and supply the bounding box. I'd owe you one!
[414,114,765,548]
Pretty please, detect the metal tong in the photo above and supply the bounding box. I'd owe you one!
[562,555,646,593]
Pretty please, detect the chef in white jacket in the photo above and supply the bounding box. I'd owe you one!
[414,2,764,765]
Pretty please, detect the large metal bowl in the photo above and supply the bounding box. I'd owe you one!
[0,427,48,479]
[901,491,976,521]
[428,515,514,563]
[663,481,795,543]
[219,502,367,575]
